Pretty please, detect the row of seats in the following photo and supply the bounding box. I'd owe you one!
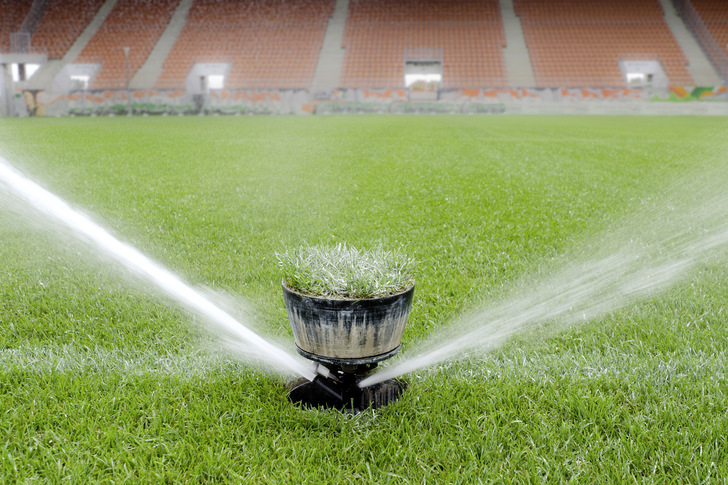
[515,0,694,88]
[30,0,106,60]
[75,0,179,90]
[154,0,334,90]
[341,0,507,89]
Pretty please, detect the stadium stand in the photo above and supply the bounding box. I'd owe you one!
[154,0,334,90]
[4,0,724,97]
[30,0,107,60]
[341,0,507,89]
[75,0,180,90]
[514,0,695,87]
[0,0,33,53]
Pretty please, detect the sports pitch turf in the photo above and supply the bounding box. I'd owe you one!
[1,115,727,482]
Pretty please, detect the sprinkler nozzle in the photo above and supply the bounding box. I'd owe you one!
[312,362,339,382]
[289,362,406,413]
[311,375,344,401]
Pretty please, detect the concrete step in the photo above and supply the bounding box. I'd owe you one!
[28,0,118,90]
[131,0,194,89]
[311,0,349,91]
[658,0,721,85]
[63,0,118,64]
[500,0,535,88]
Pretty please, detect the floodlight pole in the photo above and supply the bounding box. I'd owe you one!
[123,46,130,89]
[123,46,131,115]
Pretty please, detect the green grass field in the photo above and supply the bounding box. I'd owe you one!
[1,115,727,482]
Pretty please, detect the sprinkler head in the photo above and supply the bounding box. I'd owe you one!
[288,363,405,413]
[281,283,414,412]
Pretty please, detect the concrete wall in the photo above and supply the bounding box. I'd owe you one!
[8,85,728,118]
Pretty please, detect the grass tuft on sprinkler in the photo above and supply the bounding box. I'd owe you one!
[276,244,415,413]
[276,243,415,299]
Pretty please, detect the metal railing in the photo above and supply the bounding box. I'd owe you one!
[618,53,664,63]
[404,47,443,62]
[8,0,50,53]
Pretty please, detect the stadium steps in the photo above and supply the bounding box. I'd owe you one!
[311,0,349,91]
[657,0,722,85]
[500,0,535,87]
[25,59,63,91]
[131,0,193,89]
[26,0,118,91]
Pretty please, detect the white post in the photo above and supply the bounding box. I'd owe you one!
[123,46,130,89]
[123,47,131,115]
[0,63,14,117]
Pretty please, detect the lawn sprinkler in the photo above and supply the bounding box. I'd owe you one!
[283,283,414,413]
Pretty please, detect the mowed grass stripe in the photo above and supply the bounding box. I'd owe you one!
[4,343,728,386]
[0,345,237,377]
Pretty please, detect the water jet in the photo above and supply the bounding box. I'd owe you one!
[0,157,317,382]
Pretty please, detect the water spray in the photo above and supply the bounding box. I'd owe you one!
[359,155,728,388]
[5,135,727,413]
[0,157,316,382]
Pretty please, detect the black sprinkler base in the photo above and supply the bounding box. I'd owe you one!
[288,364,405,413]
